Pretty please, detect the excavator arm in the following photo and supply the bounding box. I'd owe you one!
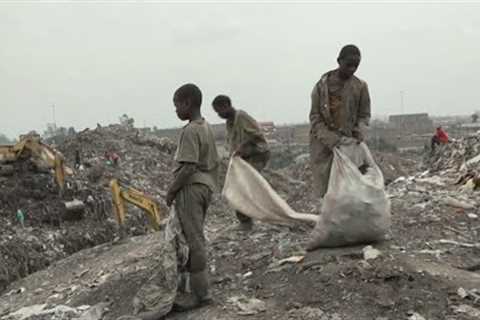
[0,145,19,162]
[110,179,165,231]
[0,136,70,190]
[24,138,68,189]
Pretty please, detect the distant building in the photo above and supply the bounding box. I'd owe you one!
[459,123,480,129]
[388,113,434,133]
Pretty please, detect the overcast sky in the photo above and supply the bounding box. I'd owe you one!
[1,1,479,138]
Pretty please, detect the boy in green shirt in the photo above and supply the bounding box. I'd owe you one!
[167,83,220,312]
[212,95,270,230]
[117,85,219,320]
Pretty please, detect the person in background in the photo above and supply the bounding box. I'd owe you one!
[74,150,81,169]
[111,152,120,166]
[16,209,25,228]
[212,94,270,231]
[431,126,449,153]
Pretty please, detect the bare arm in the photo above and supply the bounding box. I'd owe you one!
[168,163,197,196]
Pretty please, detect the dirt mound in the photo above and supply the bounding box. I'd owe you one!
[0,232,171,320]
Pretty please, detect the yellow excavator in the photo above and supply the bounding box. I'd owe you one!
[0,135,72,190]
[110,179,166,231]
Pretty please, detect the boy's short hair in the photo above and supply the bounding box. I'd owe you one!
[338,44,361,59]
[174,83,202,108]
[212,95,231,107]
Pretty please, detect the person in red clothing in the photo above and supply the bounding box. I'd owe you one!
[436,127,449,143]
[431,126,449,153]
[110,152,120,166]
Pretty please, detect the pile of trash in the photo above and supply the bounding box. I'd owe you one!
[59,124,176,194]
[0,123,318,295]
[4,127,480,319]
[0,125,177,293]
[425,134,480,172]
[388,142,480,270]
[0,159,117,292]
[373,151,418,184]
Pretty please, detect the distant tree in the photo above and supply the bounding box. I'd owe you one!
[67,127,76,136]
[472,113,479,123]
[119,114,129,125]
[119,114,135,128]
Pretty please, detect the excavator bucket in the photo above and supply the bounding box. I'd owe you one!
[0,145,18,162]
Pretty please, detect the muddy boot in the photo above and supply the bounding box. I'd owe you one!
[172,270,211,312]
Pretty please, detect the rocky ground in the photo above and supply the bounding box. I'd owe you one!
[1,127,480,320]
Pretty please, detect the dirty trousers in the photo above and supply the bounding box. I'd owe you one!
[236,151,271,224]
[310,139,334,198]
[175,184,212,273]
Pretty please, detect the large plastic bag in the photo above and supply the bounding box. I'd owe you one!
[307,143,391,250]
[222,157,317,224]
[132,208,188,317]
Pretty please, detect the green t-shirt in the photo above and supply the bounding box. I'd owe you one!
[226,110,268,156]
[174,119,219,192]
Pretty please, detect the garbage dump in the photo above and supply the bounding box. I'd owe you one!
[3,126,480,320]
[0,125,176,292]
[424,134,480,172]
